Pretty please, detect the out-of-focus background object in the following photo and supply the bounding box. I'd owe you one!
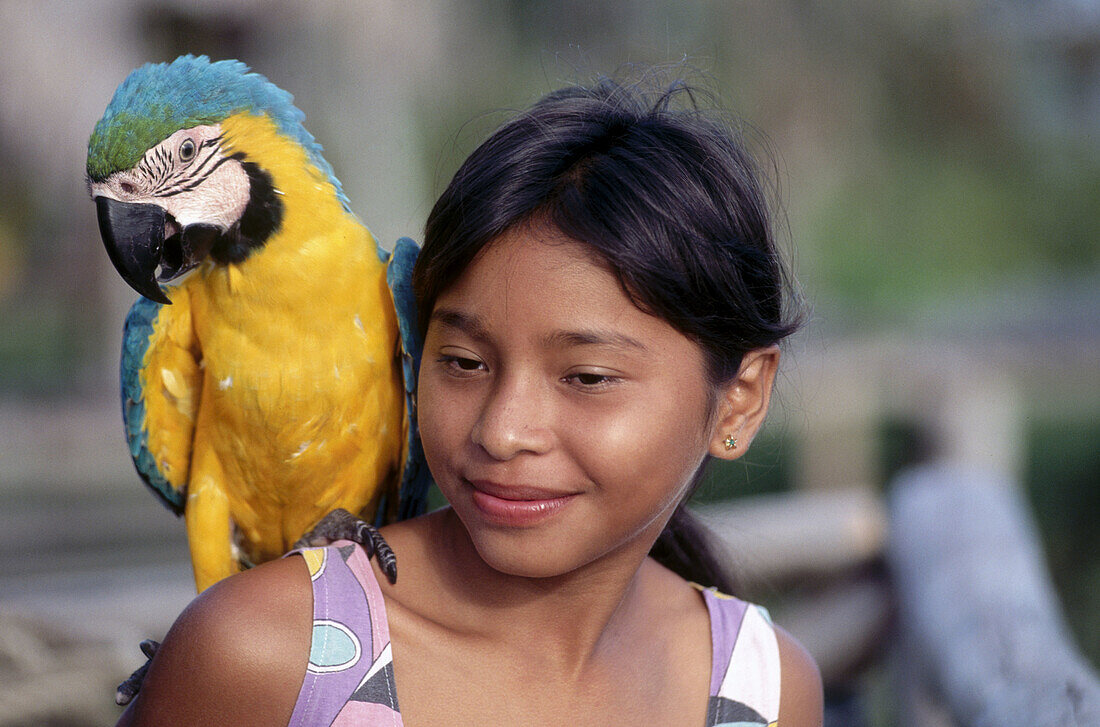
[1,1,1097,725]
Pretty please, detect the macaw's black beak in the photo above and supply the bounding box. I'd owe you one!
[96,196,171,304]
[96,198,220,305]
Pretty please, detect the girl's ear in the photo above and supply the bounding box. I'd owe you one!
[708,346,780,460]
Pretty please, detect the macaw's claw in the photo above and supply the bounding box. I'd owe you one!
[294,508,398,584]
[115,639,160,706]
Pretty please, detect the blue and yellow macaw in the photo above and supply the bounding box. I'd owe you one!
[86,55,429,592]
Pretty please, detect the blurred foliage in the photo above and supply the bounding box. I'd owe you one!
[0,140,32,308]
[0,133,104,397]
[1025,414,1100,669]
[0,215,25,302]
[804,139,1100,324]
[0,303,83,395]
[878,416,937,486]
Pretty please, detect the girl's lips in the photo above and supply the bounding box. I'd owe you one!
[466,479,578,526]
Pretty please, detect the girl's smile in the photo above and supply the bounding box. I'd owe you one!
[417,222,718,578]
[466,477,581,527]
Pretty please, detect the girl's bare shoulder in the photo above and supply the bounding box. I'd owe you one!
[118,555,312,727]
[775,625,824,727]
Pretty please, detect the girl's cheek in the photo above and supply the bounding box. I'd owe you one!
[420,374,480,471]
[416,376,449,462]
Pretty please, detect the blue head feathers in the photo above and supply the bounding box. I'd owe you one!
[87,55,349,208]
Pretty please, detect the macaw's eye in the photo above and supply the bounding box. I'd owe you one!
[179,138,196,161]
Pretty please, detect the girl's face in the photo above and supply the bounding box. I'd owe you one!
[418,224,719,578]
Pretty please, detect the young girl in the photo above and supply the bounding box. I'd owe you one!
[118,78,823,726]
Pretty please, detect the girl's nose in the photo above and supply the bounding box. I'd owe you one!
[470,375,552,460]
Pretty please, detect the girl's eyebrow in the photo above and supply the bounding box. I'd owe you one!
[541,329,649,353]
[431,307,648,353]
[430,308,491,343]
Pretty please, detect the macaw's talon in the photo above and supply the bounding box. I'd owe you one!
[115,639,161,706]
[295,508,398,584]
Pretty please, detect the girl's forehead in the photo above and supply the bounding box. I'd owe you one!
[477,223,610,273]
[444,228,620,308]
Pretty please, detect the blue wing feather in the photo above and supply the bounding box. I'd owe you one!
[383,237,432,521]
[120,296,186,515]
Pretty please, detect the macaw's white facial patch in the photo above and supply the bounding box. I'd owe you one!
[88,124,251,232]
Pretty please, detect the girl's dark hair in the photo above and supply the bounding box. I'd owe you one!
[413,76,801,595]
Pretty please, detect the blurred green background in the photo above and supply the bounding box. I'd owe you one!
[0,1,1096,723]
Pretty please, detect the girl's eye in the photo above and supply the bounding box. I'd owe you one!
[565,371,619,389]
[179,138,196,161]
[438,355,485,374]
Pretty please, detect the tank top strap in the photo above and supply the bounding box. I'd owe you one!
[697,585,781,726]
[286,540,402,726]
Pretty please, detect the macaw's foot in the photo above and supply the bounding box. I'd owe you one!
[115,639,160,706]
[294,508,398,584]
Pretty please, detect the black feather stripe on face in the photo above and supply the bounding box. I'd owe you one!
[209,158,284,264]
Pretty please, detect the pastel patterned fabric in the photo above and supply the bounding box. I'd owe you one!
[697,584,781,726]
[287,542,401,725]
[287,541,780,726]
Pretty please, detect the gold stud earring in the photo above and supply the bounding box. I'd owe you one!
[724,435,738,451]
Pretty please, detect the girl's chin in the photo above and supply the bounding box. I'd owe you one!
[476,548,582,579]
[452,518,586,579]
[463,524,647,582]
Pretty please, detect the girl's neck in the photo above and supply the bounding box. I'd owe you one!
[407,508,666,676]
